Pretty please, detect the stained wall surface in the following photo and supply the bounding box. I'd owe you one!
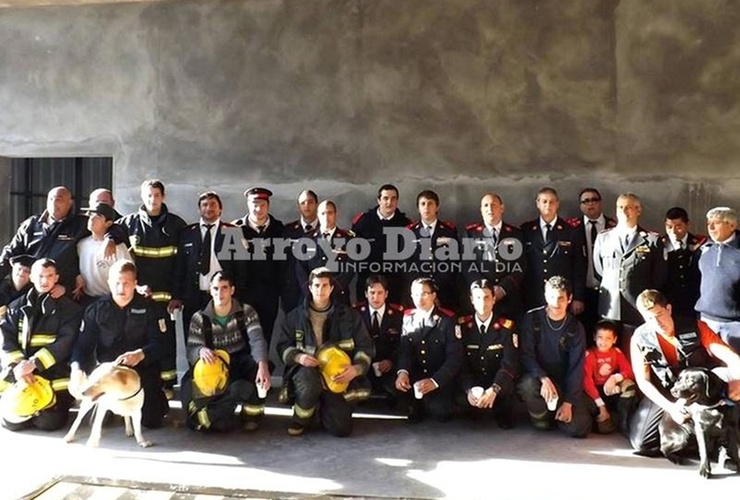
[0,0,738,232]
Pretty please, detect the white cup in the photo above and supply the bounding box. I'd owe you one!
[470,386,484,400]
[257,384,268,399]
[372,362,382,377]
[546,396,559,411]
[413,381,423,399]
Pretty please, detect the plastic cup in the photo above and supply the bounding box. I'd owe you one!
[470,386,484,399]
[372,362,382,377]
[413,381,423,399]
[546,396,559,411]
[257,384,268,399]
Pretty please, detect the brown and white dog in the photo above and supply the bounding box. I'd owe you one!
[64,362,152,448]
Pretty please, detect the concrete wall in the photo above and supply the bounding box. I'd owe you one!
[0,0,738,233]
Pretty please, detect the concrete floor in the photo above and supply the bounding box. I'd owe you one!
[3,398,739,500]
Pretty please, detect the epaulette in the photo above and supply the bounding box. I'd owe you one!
[689,235,708,250]
[221,221,237,228]
[231,217,245,226]
[404,308,415,316]
[406,220,419,229]
[351,211,365,225]
[496,318,515,330]
[563,218,578,229]
[439,220,457,230]
[458,314,473,324]
[502,223,518,232]
[465,222,483,232]
[387,303,404,313]
[605,217,617,229]
[437,307,455,318]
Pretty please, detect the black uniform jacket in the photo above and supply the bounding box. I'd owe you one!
[0,289,82,390]
[397,307,463,390]
[458,313,519,395]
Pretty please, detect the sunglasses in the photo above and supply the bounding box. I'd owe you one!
[580,198,601,204]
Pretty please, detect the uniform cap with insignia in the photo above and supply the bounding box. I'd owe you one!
[244,187,273,201]
[9,254,34,269]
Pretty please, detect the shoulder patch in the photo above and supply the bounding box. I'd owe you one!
[440,220,457,230]
[404,308,415,316]
[565,217,581,227]
[465,222,483,232]
[437,307,455,318]
[351,211,365,225]
[388,303,404,312]
[406,220,419,229]
[458,315,473,324]
[500,318,515,330]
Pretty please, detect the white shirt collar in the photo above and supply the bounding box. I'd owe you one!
[376,208,395,221]
[422,220,438,232]
[416,307,434,321]
[321,226,337,238]
[199,219,220,230]
[485,221,502,235]
[369,303,386,318]
[583,214,605,225]
[539,217,557,230]
[248,217,270,232]
[300,217,317,230]
[476,313,493,332]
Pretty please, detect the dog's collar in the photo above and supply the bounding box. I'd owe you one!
[118,385,143,402]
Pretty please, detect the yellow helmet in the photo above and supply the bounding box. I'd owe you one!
[193,350,230,397]
[0,375,56,424]
[316,345,351,394]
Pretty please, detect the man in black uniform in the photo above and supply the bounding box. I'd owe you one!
[282,189,319,313]
[404,190,461,311]
[0,258,82,431]
[354,274,403,403]
[351,184,411,304]
[395,277,462,423]
[301,200,355,306]
[521,187,586,314]
[276,267,374,437]
[461,193,525,321]
[71,259,169,428]
[173,191,235,333]
[232,187,285,344]
[566,188,616,337]
[0,255,33,310]
[118,180,187,395]
[457,279,519,429]
[661,207,705,320]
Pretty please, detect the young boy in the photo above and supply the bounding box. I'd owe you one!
[584,320,636,435]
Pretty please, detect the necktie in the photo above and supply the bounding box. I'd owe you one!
[200,224,213,275]
[372,311,381,336]
[322,232,331,241]
[305,223,313,232]
[677,240,684,250]
[425,225,433,236]
[622,233,630,252]
[257,225,266,235]
[545,223,552,243]
[479,323,486,335]
[491,228,498,247]
[589,220,598,246]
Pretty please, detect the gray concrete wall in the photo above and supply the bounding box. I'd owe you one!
[0,0,738,234]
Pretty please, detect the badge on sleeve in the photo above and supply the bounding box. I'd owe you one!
[158,318,167,333]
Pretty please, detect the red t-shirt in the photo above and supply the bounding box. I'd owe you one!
[584,347,635,402]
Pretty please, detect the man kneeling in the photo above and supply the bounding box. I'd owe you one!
[277,267,374,437]
[182,272,271,432]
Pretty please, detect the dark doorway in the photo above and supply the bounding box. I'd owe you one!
[6,157,113,240]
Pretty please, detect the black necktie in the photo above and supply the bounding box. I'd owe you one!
[623,233,630,251]
[480,323,486,334]
[305,223,313,232]
[200,224,213,275]
[545,223,552,243]
[678,240,684,250]
[589,220,598,246]
[372,311,381,336]
[257,225,266,235]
